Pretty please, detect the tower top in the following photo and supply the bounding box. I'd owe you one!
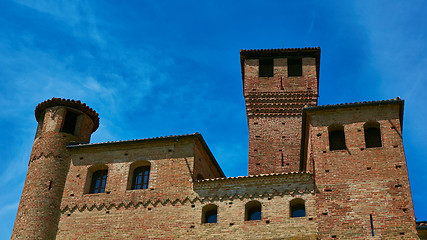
[240,47,321,82]
[35,98,99,132]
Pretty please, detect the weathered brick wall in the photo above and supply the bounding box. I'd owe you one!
[243,56,318,175]
[62,138,200,210]
[58,171,317,239]
[306,104,419,239]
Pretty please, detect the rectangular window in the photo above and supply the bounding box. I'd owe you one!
[62,110,79,135]
[288,58,302,77]
[259,59,273,77]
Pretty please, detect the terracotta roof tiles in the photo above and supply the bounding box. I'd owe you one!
[196,171,311,183]
[67,132,200,148]
[303,97,403,112]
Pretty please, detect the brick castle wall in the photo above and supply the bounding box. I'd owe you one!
[306,104,418,239]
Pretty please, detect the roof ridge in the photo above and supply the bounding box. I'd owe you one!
[67,132,201,147]
[195,171,311,183]
[305,97,402,110]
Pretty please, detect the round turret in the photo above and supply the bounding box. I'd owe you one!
[12,98,99,239]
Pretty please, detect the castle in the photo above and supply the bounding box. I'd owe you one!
[12,47,425,239]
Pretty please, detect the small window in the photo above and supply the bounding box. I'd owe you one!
[245,201,261,221]
[62,110,79,135]
[132,166,150,190]
[290,198,306,217]
[288,58,302,77]
[90,169,108,194]
[259,59,274,77]
[202,204,218,223]
[329,125,346,151]
[364,122,382,148]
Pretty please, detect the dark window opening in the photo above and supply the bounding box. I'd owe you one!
[90,169,108,194]
[204,210,217,223]
[329,125,346,151]
[364,123,382,148]
[132,166,150,190]
[245,201,261,221]
[288,58,302,77]
[62,110,79,135]
[259,59,273,77]
[202,205,218,223]
[290,198,306,218]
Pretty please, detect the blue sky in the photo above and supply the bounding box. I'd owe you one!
[1,0,426,237]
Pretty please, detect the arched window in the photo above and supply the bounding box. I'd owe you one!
[127,161,151,190]
[290,198,306,218]
[202,204,218,223]
[245,201,262,221]
[328,124,346,151]
[132,166,150,190]
[364,122,382,148]
[90,169,108,194]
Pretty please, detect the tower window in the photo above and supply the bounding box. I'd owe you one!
[364,122,382,148]
[90,169,108,194]
[290,198,306,217]
[62,110,79,135]
[245,201,262,221]
[259,59,274,77]
[202,204,218,223]
[132,166,150,190]
[288,58,302,77]
[328,124,346,151]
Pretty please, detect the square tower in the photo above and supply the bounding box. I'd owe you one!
[240,47,320,175]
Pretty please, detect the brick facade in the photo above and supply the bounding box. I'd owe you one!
[12,48,421,239]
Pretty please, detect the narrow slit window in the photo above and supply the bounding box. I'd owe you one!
[259,59,274,77]
[370,214,375,236]
[288,58,302,77]
[281,153,284,167]
[62,110,79,135]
